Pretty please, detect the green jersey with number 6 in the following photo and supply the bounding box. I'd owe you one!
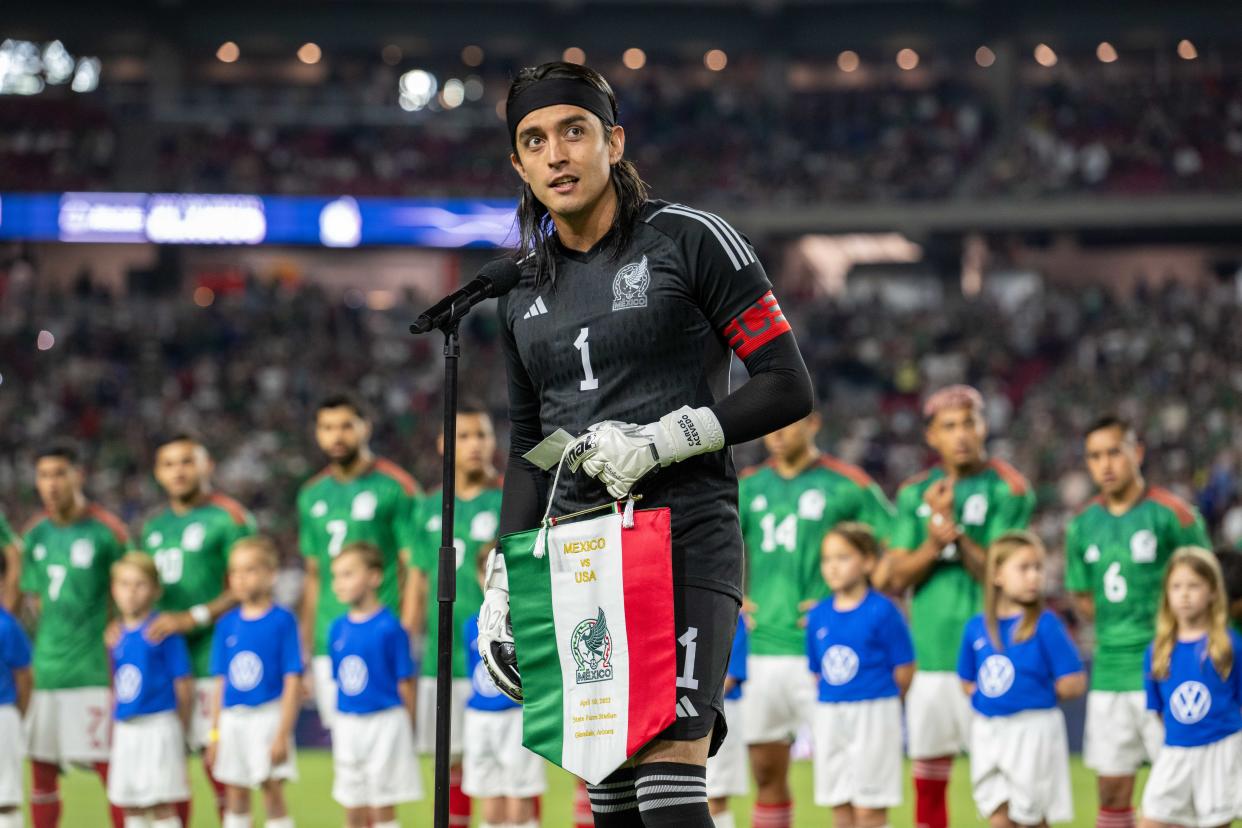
[20,504,128,689]
[1065,487,1208,692]
[740,456,896,656]
[141,493,256,677]
[890,459,1035,672]
[297,458,419,655]
[411,485,502,678]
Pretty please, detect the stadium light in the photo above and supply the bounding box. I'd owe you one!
[441,78,465,109]
[704,49,727,71]
[896,48,919,70]
[1096,42,1118,63]
[193,287,215,308]
[297,42,322,65]
[461,45,484,67]
[463,76,484,101]
[1178,39,1198,60]
[622,48,646,70]
[975,46,996,67]
[837,50,860,73]
[1034,43,1057,67]
[42,41,75,84]
[398,69,437,111]
[563,47,585,64]
[71,57,100,93]
[37,330,55,350]
[217,42,240,63]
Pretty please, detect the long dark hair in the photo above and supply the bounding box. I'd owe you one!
[507,62,649,287]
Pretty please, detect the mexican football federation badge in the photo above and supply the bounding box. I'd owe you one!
[571,607,614,684]
[612,255,650,311]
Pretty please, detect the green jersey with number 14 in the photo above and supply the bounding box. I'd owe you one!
[740,456,896,656]
[297,458,419,655]
[141,493,256,677]
[890,459,1035,672]
[21,504,128,689]
[1065,487,1209,692]
[411,485,502,678]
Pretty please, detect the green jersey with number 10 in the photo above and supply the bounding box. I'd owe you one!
[1065,487,1209,692]
[21,504,128,689]
[297,458,419,655]
[141,493,256,677]
[889,459,1035,672]
[739,457,896,656]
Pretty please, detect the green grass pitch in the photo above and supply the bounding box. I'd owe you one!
[29,753,1205,827]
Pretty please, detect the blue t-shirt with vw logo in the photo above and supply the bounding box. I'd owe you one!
[329,607,415,715]
[464,614,518,712]
[805,590,914,703]
[111,614,192,721]
[957,610,1083,717]
[210,605,303,708]
[1145,631,1242,747]
[0,607,32,707]
[724,616,748,702]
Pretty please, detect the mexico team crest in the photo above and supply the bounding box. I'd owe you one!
[570,607,614,684]
[612,255,649,311]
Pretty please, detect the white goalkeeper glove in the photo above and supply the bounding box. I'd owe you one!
[478,548,522,702]
[567,405,725,499]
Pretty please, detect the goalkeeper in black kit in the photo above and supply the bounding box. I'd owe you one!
[477,61,813,828]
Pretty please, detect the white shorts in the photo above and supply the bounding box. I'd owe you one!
[0,705,23,807]
[312,655,338,731]
[332,707,423,808]
[187,678,216,752]
[706,699,748,799]
[1083,690,1164,775]
[212,702,298,788]
[905,671,972,759]
[461,708,547,799]
[415,676,472,758]
[1141,730,1242,828]
[970,709,1073,825]
[741,655,816,744]
[812,697,904,809]
[25,687,112,764]
[107,712,190,808]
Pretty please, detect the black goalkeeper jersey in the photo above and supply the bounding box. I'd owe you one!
[498,200,790,600]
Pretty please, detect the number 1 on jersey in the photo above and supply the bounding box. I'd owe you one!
[574,327,599,391]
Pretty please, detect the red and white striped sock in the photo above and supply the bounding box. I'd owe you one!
[751,801,792,828]
[574,780,594,828]
[448,766,471,827]
[912,757,953,828]
[1097,807,1135,828]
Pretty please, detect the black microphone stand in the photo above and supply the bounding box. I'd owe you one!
[411,300,465,828]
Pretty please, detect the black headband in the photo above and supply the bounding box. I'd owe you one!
[507,77,616,148]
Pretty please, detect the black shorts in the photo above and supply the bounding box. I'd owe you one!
[653,584,741,758]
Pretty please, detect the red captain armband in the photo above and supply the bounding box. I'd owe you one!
[723,290,792,358]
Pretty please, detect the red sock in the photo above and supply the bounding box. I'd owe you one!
[92,762,125,828]
[448,766,471,827]
[573,781,593,828]
[174,799,190,827]
[204,758,228,820]
[532,794,542,820]
[30,761,61,828]
[1097,807,1136,828]
[912,757,953,828]
[752,801,792,828]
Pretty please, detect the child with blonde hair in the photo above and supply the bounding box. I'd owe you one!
[107,552,193,828]
[1140,546,1242,828]
[957,531,1086,828]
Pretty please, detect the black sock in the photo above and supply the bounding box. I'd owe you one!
[586,766,643,828]
[634,761,713,827]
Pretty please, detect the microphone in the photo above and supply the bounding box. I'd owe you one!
[409,258,522,334]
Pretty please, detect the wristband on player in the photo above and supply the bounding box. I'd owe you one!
[188,604,212,628]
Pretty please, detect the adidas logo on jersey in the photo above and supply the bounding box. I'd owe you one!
[522,296,548,319]
[675,695,699,718]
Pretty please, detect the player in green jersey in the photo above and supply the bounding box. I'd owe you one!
[876,386,1034,828]
[407,402,502,824]
[139,433,256,820]
[20,442,127,828]
[297,392,419,730]
[737,412,895,825]
[0,511,19,611]
[1065,416,1209,826]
